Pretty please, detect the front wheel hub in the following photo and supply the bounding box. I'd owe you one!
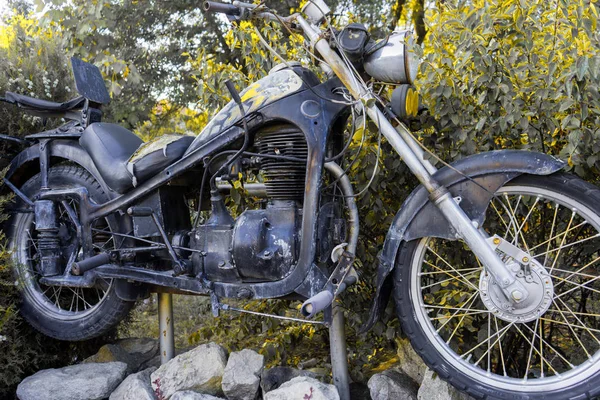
[479,260,554,323]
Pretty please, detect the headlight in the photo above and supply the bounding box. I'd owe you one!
[364,30,420,85]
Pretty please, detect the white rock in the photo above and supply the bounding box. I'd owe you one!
[222,349,264,400]
[151,342,228,399]
[260,367,318,393]
[109,367,157,400]
[417,370,473,400]
[263,376,339,400]
[368,370,419,400]
[171,391,226,400]
[396,338,427,384]
[17,362,128,400]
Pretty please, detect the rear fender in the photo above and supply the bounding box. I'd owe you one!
[362,150,566,332]
[5,140,141,301]
[6,139,116,197]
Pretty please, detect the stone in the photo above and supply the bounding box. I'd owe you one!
[117,337,159,356]
[171,391,226,400]
[85,338,160,373]
[417,370,473,400]
[16,362,128,400]
[396,338,427,384]
[263,376,339,400]
[140,346,192,371]
[84,344,137,373]
[151,342,228,399]
[221,349,264,400]
[368,370,419,400]
[349,382,370,400]
[260,366,318,393]
[109,367,157,400]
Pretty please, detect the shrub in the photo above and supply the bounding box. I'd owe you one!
[416,0,600,180]
[0,14,113,398]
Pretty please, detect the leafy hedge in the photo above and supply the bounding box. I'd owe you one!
[416,0,600,180]
[0,14,114,398]
[2,0,600,390]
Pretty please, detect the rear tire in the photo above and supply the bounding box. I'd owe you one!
[8,165,133,341]
[394,173,600,399]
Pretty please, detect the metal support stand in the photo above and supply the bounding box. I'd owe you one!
[158,293,175,364]
[329,301,350,400]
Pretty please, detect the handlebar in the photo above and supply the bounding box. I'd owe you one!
[202,1,241,16]
[202,1,299,27]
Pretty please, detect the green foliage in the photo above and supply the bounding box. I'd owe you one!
[36,0,428,130]
[3,0,600,390]
[0,13,75,140]
[416,0,600,179]
[0,12,115,398]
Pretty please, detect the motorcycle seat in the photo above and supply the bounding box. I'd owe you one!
[4,92,86,112]
[80,123,193,193]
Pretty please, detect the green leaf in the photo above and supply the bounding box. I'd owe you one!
[559,99,575,112]
[576,57,589,81]
[475,116,487,131]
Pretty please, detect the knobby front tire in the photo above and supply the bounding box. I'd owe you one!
[394,173,600,399]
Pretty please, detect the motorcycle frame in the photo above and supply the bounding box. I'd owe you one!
[25,77,350,301]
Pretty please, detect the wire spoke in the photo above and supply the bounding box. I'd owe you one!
[425,248,480,291]
[436,291,479,333]
[534,233,600,259]
[514,323,564,376]
[548,210,575,274]
[528,219,586,253]
[524,318,539,380]
[470,322,514,364]
[494,316,508,377]
[444,293,481,342]
[554,296,600,345]
[554,274,600,299]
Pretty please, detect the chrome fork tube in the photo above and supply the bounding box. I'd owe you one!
[297,15,528,300]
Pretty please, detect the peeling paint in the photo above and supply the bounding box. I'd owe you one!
[186,70,304,154]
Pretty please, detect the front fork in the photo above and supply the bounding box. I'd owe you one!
[367,105,530,303]
[295,15,530,303]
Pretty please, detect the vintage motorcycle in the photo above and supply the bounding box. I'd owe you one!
[2,1,600,399]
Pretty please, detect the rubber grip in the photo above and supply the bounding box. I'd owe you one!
[202,1,241,16]
[72,253,111,275]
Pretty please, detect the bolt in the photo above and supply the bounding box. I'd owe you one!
[522,256,529,263]
[511,290,524,301]
[502,278,510,286]
[493,237,501,245]
[218,261,226,268]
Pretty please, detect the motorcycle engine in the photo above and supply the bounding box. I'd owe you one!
[189,124,307,283]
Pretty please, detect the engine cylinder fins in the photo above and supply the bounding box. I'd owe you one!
[254,124,308,201]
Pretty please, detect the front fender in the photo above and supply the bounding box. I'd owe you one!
[362,150,565,332]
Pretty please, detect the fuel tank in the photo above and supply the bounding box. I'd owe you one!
[185,66,312,154]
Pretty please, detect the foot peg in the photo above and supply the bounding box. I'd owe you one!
[72,252,115,275]
[301,290,334,318]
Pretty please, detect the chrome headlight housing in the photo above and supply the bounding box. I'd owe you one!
[363,30,420,85]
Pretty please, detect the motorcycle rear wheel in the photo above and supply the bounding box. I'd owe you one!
[8,165,133,341]
[394,173,600,399]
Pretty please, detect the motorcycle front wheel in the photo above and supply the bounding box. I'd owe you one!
[394,173,600,399]
[8,165,133,341]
